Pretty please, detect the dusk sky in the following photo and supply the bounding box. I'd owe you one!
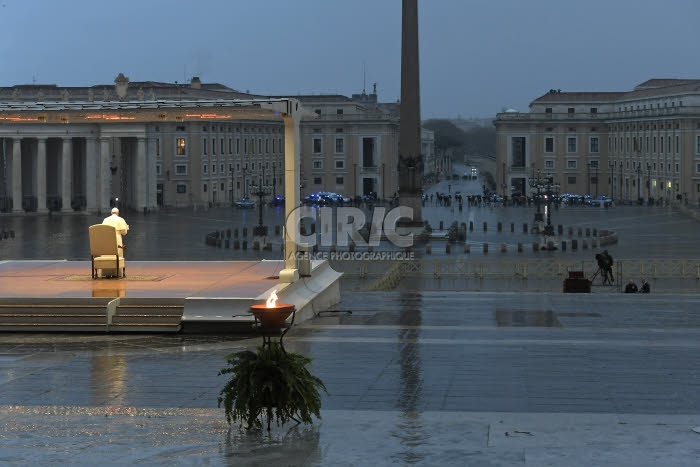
[1,0,699,119]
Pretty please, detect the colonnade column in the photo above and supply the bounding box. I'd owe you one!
[11,138,22,213]
[37,137,48,213]
[136,136,147,211]
[61,138,73,212]
[85,137,98,213]
[99,137,111,212]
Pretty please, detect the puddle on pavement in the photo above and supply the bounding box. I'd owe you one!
[495,309,561,327]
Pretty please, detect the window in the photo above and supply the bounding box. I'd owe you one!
[228,138,232,154]
[336,176,344,185]
[336,128,344,133]
[336,108,343,116]
[675,163,679,173]
[314,108,321,116]
[203,183,207,192]
[511,137,526,167]
[589,160,599,169]
[220,164,224,173]
[156,138,160,156]
[335,160,345,169]
[545,137,554,153]
[156,164,161,176]
[220,182,224,191]
[544,160,554,169]
[175,164,187,175]
[314,177,322,185]
[545,107,552,114]
[626,137,630,153]
[272,139,276,153]
[676,135,679,153]
[176,138,186,155]
[590,107,597,114]
[221,138,224,155]
[203,164,207,174]
[567,137,577,153]
[568,107,575,114]
[313,160,323,169]
[258,139,262,154]
[567,160,577,169]
[567,176,577,184]
[654,136,657,153]
[590,137,599,153]
[265,139,269,154]
[313,138,322,154]
[335,138,344,154]
[212,138,216,155]
[236,138,240,154]
[176,184,187,193]
[212,164,216,174]
[202,137,207,155]
[660,137,664,153]
[696,163,700,174]
[668,136,671,153]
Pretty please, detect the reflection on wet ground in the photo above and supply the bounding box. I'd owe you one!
[495,309,561,327]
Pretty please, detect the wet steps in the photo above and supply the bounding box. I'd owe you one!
[0,298,184,333]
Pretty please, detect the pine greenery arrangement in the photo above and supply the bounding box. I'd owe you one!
[218,342,328,431]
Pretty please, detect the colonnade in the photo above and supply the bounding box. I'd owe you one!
[0,130,151,214]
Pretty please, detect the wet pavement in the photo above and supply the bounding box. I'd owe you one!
[1,175,700,465]
[1,290,700,465]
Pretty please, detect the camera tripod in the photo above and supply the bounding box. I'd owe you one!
[591,266,614,285]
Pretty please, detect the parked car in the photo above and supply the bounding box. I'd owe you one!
[589,196,613,207]
[234,197,255,208]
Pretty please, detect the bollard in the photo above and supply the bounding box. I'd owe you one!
[483,222,487,232]
[511,222,515,232]
[517,242,523,253]
[501,243,507,253]
[426,244,432,254]
[483,243,488,253]
[558,224,563,235]
[561,240,566,251]
[469,221,474,231]
[497,222,502,232]
[439,220,444,230]
[571,239,578,250]
[445,243,451,254]
[464,243,470,254]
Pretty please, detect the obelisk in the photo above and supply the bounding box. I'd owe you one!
[397,0,423,231]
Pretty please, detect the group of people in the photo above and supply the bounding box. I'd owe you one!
[625,279,650,294]
[595,250,651,293]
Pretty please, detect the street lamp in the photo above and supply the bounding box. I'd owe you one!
[252,167,270,236]
[646,162,651,204]
[608,161,614,199]
[636,163,642,202]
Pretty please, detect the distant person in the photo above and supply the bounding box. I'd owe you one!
[103,207,129,250]
[602,250,614,282]
[640,279,650,293]
[624,280,638,293]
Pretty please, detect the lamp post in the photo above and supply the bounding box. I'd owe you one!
[619,162,623,201]
[272,162,276,200]
[636,164,642,202]
[252,167,269,236]
[646,163,651,204]
[587,162,591,196]
[609,161,614,199]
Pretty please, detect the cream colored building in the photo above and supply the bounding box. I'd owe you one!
[297,89,400,200]
[0,75,409,214]
[495,79,700,205]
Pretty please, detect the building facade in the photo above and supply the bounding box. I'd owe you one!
[0,75,412,215]
[495,79,700,205]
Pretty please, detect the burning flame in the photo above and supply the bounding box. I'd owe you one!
[266,290,279,308]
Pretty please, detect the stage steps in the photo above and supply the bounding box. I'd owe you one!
[0,298,184,333]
